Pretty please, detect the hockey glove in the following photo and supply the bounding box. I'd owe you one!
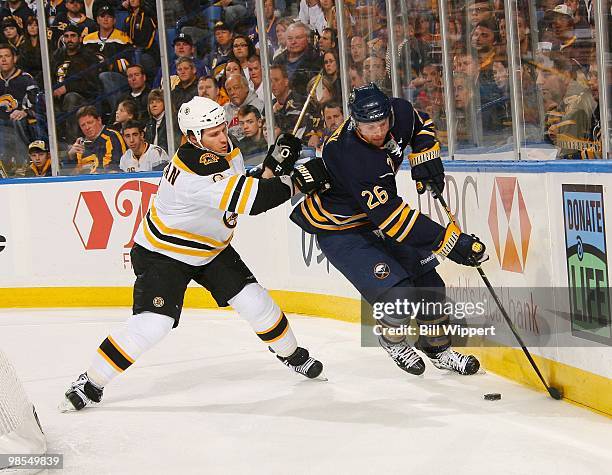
[409,143,445,195]
[263,133,302,176]
[291,158,331,195]
[434,222,487,267]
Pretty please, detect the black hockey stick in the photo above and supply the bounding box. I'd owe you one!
[425,183,563,400]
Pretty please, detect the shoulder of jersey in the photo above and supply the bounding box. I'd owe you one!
[175,143,231,176]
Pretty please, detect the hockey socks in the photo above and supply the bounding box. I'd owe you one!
[88,312,174,388]
[229,283,298,358]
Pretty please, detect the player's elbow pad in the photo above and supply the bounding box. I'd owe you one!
[249,176,292,215]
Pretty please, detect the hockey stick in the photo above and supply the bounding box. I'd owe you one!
[292,71,323,136]
[424,183,563,400]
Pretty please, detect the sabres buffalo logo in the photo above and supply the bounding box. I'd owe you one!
[223,212,238,228]
[0,94,18,113]
[373,262,390,280]
[200,152,219,165]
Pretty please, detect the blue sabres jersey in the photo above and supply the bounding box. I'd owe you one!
[290,98,445,251]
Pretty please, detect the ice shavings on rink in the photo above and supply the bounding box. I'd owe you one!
[1,308,610,475]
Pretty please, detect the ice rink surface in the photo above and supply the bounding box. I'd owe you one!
[1,308,610,475]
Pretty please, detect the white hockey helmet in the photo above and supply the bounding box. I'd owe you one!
[177,96,227,147]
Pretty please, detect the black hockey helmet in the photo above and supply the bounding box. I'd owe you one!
[348,83,391,123]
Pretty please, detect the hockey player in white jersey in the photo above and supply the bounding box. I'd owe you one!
[119,120,169,172]
[61,97,331,411]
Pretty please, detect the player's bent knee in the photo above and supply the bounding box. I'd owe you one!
[127,311,174,347]
[228,283,276,323]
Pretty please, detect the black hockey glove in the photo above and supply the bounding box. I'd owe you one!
[262,133,302,176]
[409,143,445,195]
[434,223,487,267]
[291,158,331,195]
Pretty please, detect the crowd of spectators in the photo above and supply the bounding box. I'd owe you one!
[0,0,606,177]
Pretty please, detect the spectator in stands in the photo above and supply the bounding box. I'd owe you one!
[0,43,38,173]
[203,21,233,77]
[319,0,335,32]
[49,0,97,47]
[171,57,199,112]
[270,63,306,134]
[0,0,34,31]
[198,75,229,105]
[470,18,499,83]
[144,88,168,151]
[536,52,596,158]
[83,4,134,111]
[467,0,493,29]
[273,21,321,96]
[247,54,264,101]
[120,119,169,172]
[318,27,337,54]
[153,33,208,88]
[492,59,509,96]
[412,63,443,116]
[123,0,159,79]
[224,73,263,140]
[223,59,243,80]
[216,0,248,28]
[68,105,126,174]
[249,0,278,50]
[363,55,390,94]
[298,0,325,35]
[350,35,367,72]
[2,17,23,49]
[52,24,98,144]
[24,140,51,177]
[229,34,256,80]
[348,62,365,88]
[314,100,343,150]
[111,98,136,131]
[118,64,150,120]
[272,17,292,60]
[237,104,267,160]
[322,50,341,101]
[18,16,41,85]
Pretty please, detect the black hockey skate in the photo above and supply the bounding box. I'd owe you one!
[59,373,104,412]
[427,348,480,375]
[378,336,426,375]
[276,347,325,380]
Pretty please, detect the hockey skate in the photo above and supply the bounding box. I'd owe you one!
[378,336,426,375]
[276,347,326,380]
[59,373,104,412]
[427,348,480,375]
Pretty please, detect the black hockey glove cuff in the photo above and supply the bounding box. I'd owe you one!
[409,143,444,195]
[291,158,331,195]
[434,222,487,267]
[263,133,302,176]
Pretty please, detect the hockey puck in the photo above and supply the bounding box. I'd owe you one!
[484,393,502,401]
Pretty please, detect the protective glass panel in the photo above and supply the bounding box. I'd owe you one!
[49,0,165,176]
[517,0,600,160]
[0,11,43,178]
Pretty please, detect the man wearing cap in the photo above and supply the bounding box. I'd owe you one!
[153,32,209,88]
[548,4,579,56]
[0,0,34,32]
[49,0,98,46]
[203,21,233,77]
[83,4,134,111]
[25,140,52,177]
[52,24,100,144]
[1,17,23,49]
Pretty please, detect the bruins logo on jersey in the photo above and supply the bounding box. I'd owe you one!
[0,95,18,113]
[223,212,238,229]
[200,152,219,165]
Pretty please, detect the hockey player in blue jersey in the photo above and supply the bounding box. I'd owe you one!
[290,83,488,376]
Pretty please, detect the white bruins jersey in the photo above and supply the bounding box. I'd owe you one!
[120,143,169,172]
[134,142,292,266]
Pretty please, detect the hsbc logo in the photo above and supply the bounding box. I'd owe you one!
[73,180,158,251]
[488,177,532,273]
